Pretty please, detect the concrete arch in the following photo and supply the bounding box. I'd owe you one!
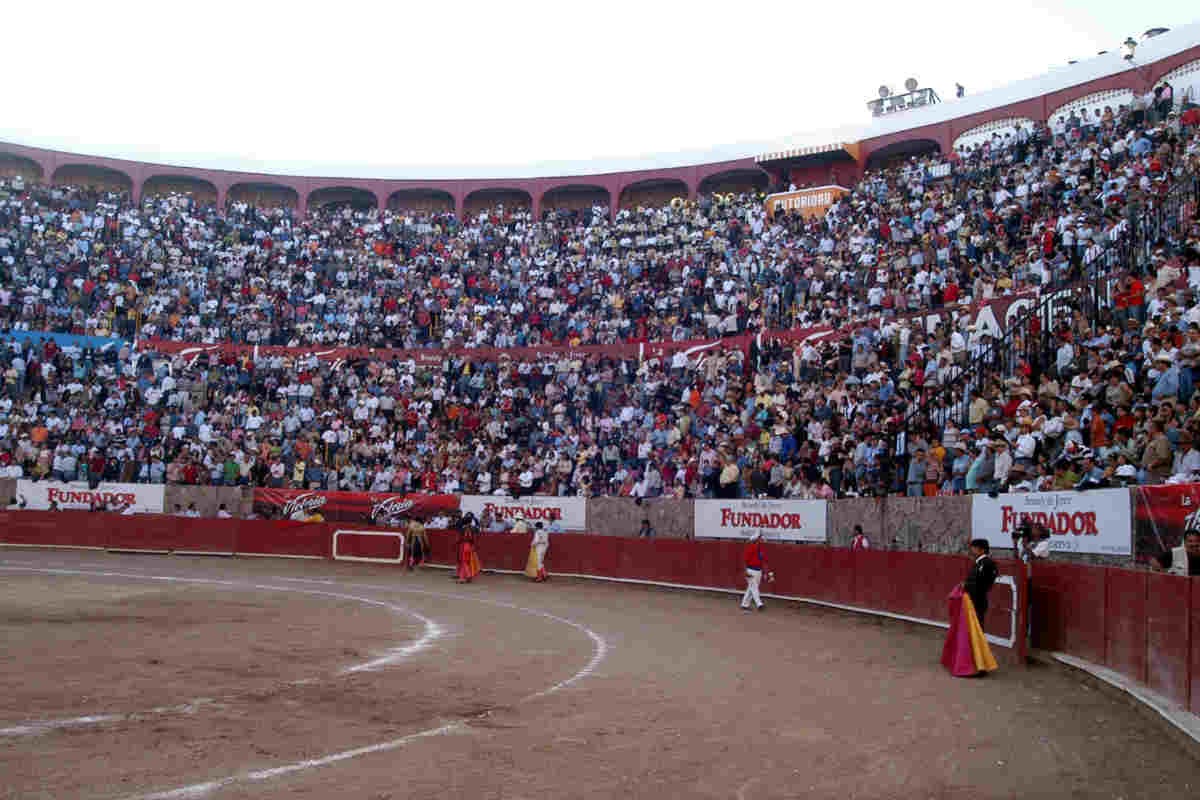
[541,184,611,214]
[1048,88,1135,127]
[228,182,300,209]
[1155,58,1200,107]
[463,188,532,217]
[387,188,455,214]
[697,169,769,196]
[308,186,378,211]
[0,152,44,182]
[142,174,218,205]
[953,117,1038,153]
[864,139,941,171]
[51,164,133,194]
[618,178,689,211]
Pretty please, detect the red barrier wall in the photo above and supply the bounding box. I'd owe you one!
[235,520,331,559]
[0,510,108,548]
[3,512,1195,717]
[1031,563,1195,713]
[1029,563,1107,664]
[334,531,404,561]
[1192,580,1200,715]
[1147,575,1191,708]
[106,515,238,554]
[1105,569,1149,685]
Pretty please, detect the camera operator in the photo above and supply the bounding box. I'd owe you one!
[1013,520,1052,563]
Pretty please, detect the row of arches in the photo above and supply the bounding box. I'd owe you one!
[0,155,768,215]
[950,90,1137,153]
[860,55,1200,167]
[950,58,1200,153]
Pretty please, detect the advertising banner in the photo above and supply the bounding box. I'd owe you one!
[694,498,827,543]
[252,489,459,525]
[141,333,750,368]
[459,495,587,531]
[971,488,1131,555]
[764,185,850,220]
[16,480,165,514]
[1133,482,1200,563]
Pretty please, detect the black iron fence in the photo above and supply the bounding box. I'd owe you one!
[893,174,1200,487]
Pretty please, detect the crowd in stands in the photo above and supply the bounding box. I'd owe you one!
[0,92,1198,502]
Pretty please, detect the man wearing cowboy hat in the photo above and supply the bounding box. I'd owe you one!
[1151,354,1180,403]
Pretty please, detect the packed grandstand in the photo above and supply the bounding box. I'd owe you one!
[1,68,1199,512]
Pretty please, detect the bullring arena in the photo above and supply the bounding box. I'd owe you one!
[1,535,1197,800]
[6,10,1200,799]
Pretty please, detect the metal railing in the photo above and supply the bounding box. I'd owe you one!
[894,174,1200,485]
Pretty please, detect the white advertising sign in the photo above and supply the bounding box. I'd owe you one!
[971,488,1131,555]
[460,495,588,531]
[16,480,166,515]
[694,498,828,543]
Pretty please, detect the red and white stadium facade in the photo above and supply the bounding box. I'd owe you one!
[3,25,1199,217]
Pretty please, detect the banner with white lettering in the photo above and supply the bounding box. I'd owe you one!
[16,480,166,514]
[459,495,587,531]
[694,498,827,543]
[971,488,1131,555]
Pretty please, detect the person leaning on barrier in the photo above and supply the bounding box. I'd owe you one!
[1169,530,1200,577]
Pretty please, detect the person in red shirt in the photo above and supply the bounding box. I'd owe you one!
[851,525,871,552]
[1127,276,1146,322]
[740,533,769,611]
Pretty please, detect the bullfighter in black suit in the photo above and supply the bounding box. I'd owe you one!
[964,538,999,622]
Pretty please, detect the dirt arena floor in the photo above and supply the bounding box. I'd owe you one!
[0,549,1196,800]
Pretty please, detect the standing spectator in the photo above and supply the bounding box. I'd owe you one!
[906,447,927,497]
[851,525,870,551]
[1140,422,1173,484]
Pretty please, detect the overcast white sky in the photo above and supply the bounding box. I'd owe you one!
[2,0,1196,178]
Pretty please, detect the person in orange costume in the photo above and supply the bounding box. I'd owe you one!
[455,513,482,583]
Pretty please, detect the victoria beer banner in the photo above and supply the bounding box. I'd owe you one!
[253,489,460,525]
[1134,482,1200,562]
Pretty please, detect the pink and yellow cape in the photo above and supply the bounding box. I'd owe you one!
[941,585,998,677]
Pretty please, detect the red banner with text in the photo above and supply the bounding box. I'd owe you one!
[252,489,460,525]
[141,334,752,366]
[1134,482,1200,563]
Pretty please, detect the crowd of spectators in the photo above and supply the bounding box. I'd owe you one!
[0,92,1198,502]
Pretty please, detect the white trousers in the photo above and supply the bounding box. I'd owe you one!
[741,568,763,608]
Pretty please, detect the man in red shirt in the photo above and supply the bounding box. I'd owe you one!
[740,533,768,611]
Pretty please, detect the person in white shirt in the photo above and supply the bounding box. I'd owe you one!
[216,503,233,519]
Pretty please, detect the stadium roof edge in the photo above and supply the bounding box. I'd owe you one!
[4,20,1199,182]
[757,19,1200,159]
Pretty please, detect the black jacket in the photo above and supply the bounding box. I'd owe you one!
[965,555,999,617]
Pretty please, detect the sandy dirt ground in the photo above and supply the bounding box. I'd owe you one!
[0,549,1196,800]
